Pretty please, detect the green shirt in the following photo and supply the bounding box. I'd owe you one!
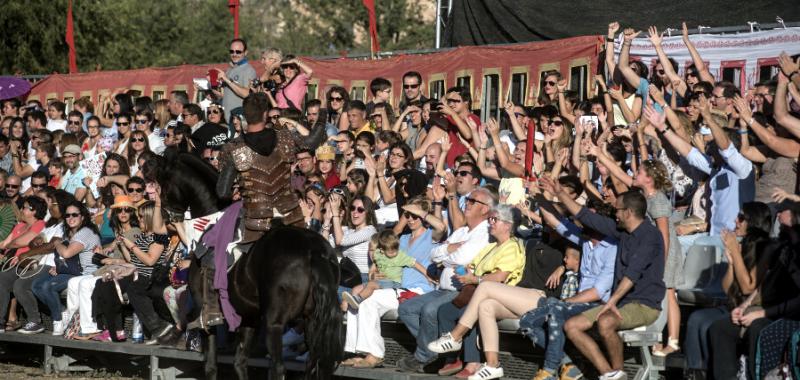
[0,204,17,242]
[373,250,417,283]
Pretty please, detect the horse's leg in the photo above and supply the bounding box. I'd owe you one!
[205,330,218,380]
[266,320,285,380]
[234,326,255,380]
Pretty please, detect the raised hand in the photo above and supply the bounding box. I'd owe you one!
[623,28,641,42]
[643,104,666,130]
[697,94,712,116]
[485,118,500,137]
[778,51,800,77]
[648,84,666,105]
[556,79,568,93]
[647,26,663,46]
[608,21,620,38]
[504,100,515,115]
[681,22,689,40]
[733,96,752,123]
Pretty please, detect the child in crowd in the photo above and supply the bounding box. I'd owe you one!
[560,248,581,300]
[342,230,434,310]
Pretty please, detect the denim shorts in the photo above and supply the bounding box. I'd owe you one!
[375,279,402,289]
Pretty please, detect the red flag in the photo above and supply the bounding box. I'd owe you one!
[362,0,380,53]
[228,0,240,39]
[65,0,78,73]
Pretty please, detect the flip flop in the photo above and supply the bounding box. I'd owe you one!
[352,356,384,368]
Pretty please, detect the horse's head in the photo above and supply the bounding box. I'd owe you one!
[141,152,227,219]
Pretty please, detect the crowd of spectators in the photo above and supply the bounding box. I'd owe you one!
[0,22,799,380]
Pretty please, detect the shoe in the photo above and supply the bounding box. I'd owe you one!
[5,320,21,331]
[599,370,626,380]
[652,337,680,357]
[396,355,425,373]
[341,292,361,310]
[294,351,309,363]
[467,363,504,380]
[532,368,557,380]
[438,359,464,376]
[18,322,45,335]
[282,328,304,346]
[145,324,174,345]
[51,320,65,336]
[157,329,181,346]
[455,366,478,379]
[559,363,583,380]
[91,330,112,342]
[427,332,462,354]
[187,267,224,331]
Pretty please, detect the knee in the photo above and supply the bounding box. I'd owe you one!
[597,315,619,337]
[563,317,587,337]
[477,299,496,318]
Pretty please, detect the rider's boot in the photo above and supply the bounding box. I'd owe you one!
[187,267,225,330]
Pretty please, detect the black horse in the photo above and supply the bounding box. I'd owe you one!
[141,153,342,380]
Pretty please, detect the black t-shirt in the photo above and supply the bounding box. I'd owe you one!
[190,122,229,153]
[516,239,564,298]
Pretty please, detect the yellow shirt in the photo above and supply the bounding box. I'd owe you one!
[354,122,375,136]
[470,237,526,286]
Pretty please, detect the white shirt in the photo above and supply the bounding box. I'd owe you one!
[148,133,165,155]
[430,220,490,290]
[46,119,67,132]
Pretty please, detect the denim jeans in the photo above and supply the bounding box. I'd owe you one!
[397,289,457,362]
[684,306,729,370]
[32,273,75,321]
[437,300,480,363]
[519,297,598,371]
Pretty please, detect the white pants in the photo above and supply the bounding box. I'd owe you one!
[344,288,406,359]
[66,275,100,334]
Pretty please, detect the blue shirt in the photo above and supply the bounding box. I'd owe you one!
[59,166,87,195]
[556,219,617,302]
[636,78,663,113]
[576,207,665,310]
[399,228,435,293]
[686,144,753,235]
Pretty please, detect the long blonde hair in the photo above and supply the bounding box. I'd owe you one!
[154,99,171,131]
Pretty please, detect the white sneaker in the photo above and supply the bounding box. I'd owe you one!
[62,310,73,323]
[51,320,65,336]
[600,370,627,380]
[282,328,304,346]
[467,363,504,380]
[427,332,462,354]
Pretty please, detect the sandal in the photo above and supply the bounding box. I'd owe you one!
[340,357,362,366]
[652,337,680,357]
[352,355,384,368]
[5,320,21,331]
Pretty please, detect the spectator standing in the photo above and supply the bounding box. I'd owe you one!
[214,38,257,123]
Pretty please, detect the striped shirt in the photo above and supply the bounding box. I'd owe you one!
[130,233,169,278]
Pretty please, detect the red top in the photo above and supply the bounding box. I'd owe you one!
[444,114,480,168]
[8,220,46,257]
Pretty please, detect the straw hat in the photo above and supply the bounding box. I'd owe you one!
[110,195,136,209]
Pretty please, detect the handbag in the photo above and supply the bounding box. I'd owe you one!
[148,236,180,290]
[55,251,82,276]
[339,257,362,288]
[451,284,477,308]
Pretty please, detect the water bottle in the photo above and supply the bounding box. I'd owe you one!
[455,266,467,276]
[132,314,143,343]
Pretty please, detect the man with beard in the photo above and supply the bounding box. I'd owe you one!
[58,145,87,201]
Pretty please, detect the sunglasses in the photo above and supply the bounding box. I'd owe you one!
[6,184,19,189]
[686,72,698,77]
[349,205,366,213]
[207,109,222,115]
[466,197,487,206]
[269,115,280,120]
[118,208,136,214]
[229,49,243,54]
[456,170,472,177]
[403,211,421,220]
[130,137,146,143]
[117,122,130,127]
[68,120,81,125]
[64,212,81,219]
[31,183,46,189]
[544,81,557,87]
[206,156,218,162]
[549,120,564,126]
[135,119,149,124]
[329,96,344,102]
[656,69,666,75]
[403,84,420,89]
[127,187,144,193]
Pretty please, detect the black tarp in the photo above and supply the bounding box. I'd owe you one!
[443,0,800,46]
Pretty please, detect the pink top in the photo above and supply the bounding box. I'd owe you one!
[276,73,310,109]
[8,220,46,257]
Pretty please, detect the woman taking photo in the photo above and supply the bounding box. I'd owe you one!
[32,201,101,336]
[92,200,173,344]
[270,56,313,110]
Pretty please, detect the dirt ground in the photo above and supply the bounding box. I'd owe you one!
[0,361,139,379]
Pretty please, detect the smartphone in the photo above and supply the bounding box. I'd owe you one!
[579,114,599,131]
[208,69,220,88]
[354,158,366,169]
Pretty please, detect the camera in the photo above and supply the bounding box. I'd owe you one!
[251,78,262,88]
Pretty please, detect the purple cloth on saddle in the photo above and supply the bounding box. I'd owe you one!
[202,201,243,331]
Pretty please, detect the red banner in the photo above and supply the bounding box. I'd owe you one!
[362,0,380,53]
[228,0,240,39]
[66,0,77,73]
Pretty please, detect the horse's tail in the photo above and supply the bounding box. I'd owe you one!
[304,244,343,380]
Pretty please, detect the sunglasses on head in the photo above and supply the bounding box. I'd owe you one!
[403,84,420,89]
[229,49,243,54]
[64,212,81,219]
[127,187,144,193]
[117,122,130,127]
[68,120,81,125]
[349,205,366,213]
[403,211,421,220]
[130,137,146,143]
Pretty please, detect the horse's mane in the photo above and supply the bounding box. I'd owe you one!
[142,152,227,218]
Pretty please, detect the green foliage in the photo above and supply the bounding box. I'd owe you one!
[0,0,434,75]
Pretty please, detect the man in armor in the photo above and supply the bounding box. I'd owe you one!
[188,92,303,330]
